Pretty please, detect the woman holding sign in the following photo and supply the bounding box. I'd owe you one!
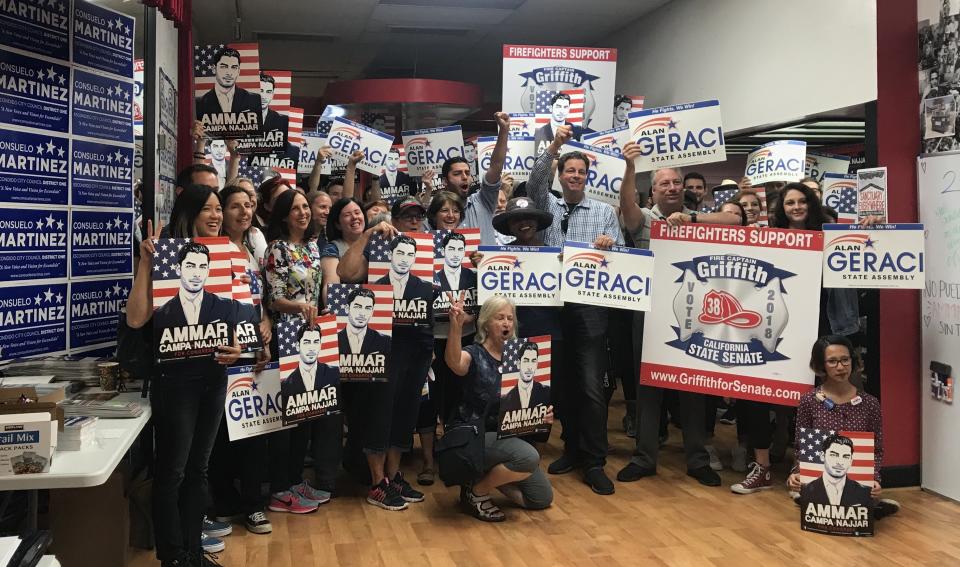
[264,189,341,515]
[445,296,554,522]
[786,335,899,519]
[125,185,243,566]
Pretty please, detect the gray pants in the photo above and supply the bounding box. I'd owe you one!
[483,433,553,510]
[630,312,710,471]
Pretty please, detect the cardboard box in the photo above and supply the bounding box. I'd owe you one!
[0,387,64,429]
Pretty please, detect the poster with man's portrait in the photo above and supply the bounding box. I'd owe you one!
[432,228,481,318]
[278,316,340,426]
[152,238,240,363]
[918,6,960,153]
[366,232,435,327]
[533,88,587,155]
[194,43,263,139]
[327,284,393,382]
[798,429,875,537]
[378,147,418,206]
[497,336,552,439]
[234,70,290,155]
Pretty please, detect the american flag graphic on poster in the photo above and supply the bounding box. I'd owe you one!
[392,144,408,173]
[714,188,769,225]
[194,43,263,139]
[821,173,859,223]
[535,88,585,126]
[316,119,332,137]
[497,335,552,439]
[237,159,267,184]
[628,95,645,111]
[713,187,738,209]
[366,232,434,326]
[361,112,396,138]
[152,237,234,308]
[797,429,875,486]
[432,228,481,318]
[277,316,340,425]
[327,284,393,382]
[285,106,304,147]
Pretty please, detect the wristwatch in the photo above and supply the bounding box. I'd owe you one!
[689,212,698,224]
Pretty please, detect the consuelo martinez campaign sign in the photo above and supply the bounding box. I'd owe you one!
[640,221,823,405]
[822,224,924,289]
[627,100,725,172]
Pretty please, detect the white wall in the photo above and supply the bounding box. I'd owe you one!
[609,0,877,133]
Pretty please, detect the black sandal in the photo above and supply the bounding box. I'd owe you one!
[462,490,506,522]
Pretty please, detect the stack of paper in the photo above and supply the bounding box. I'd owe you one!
[60,416,98,451]
[60,399,144,419]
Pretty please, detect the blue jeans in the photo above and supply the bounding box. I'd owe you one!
[151,372,226,562]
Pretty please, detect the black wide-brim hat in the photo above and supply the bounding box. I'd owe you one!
[492,197,554,235]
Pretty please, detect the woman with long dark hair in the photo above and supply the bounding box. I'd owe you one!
[125,185,242,566]
[255,175,292,230]
[263,188,342,515]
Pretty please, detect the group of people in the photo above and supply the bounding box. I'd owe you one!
[129,112,898,567]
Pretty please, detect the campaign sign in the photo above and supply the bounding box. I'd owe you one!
[627,100,725,172]
[401,125,465,177]
[0,282,67,360]
[0,208,67,283]
[378,151,417,206]
[822,224,924,289]
[433,228,481,318]
[133,59,143,135]
[70,209,133,277]
[71,139,133,208]
[366,232,434,327]
[502,45,617,131]
[68,278,130,351]
[0,129,68,205]
[821,173,858,223]
[193,43,263,140]
[225,362,288,441]
[478,136,536,184]
[745,140,806,186]
[805,152,851,184]
[560,241,653,311]
[298,131,331,174]
[278,316,340,426]
[151,238,237,363]
[497,335,552,439]
[73,0,135,78]
[856,167,888,222]
[553,140,625,207]
[509,113,537,137]
[582,125,629,155]
[0,49,69,133]
[477,245,562,307]
[0,0,69,61]
[327,284,392,382]
[72,68,134,143]
[248,152,296,174]
[327,116,393,175]
[640,221,823,405]
[799,429,875,537]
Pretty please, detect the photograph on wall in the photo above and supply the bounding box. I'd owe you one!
[930,360,954,403]
[432,228,481,318]
[327,284,393,382]
[798,429,875,537]
[919,4,960,153]
[366,232,435,327]
[497,336,552,439]
[151,239,238,363]
[194,43,263,139]
[277,316,340,426]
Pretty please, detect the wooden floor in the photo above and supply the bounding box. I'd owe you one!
[131,395,960,567]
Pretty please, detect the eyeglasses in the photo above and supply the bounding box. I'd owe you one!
[825,357,852,367]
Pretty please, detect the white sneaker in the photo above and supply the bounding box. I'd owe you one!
[706,445,722,471]
[731,445,748,473]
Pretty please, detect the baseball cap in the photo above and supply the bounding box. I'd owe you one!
[391,196,426,218]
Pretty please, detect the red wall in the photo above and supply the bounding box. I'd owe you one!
[876,0,921,469]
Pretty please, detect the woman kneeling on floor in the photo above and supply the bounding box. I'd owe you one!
[445,295,554,522]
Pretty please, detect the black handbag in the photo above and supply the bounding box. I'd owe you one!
[437,416,486,487]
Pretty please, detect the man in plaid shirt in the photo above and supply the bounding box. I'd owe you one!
[524,124,622,495]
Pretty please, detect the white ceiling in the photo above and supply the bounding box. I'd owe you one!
[192,0,671,102]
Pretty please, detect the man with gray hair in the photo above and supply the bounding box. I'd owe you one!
[616,141,739,488]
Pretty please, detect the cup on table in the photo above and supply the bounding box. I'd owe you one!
[98,362,120,391]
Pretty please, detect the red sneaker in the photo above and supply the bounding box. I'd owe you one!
[730,462,772,494]
[267,490,319,514]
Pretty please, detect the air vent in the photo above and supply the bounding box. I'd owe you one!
[387,25,468,36]
[254,31,338,43]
